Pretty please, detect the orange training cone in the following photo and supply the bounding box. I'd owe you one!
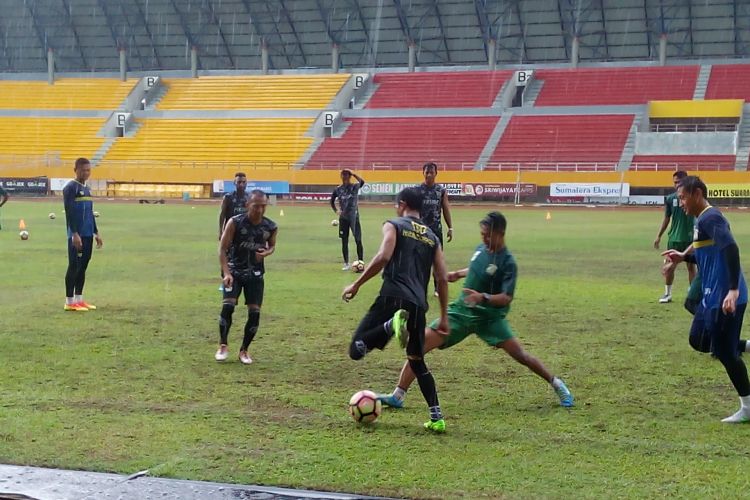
[19,219,26,230]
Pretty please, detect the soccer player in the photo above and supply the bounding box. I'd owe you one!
[216,189,278,365]
[331,169,365,270]
[418,162,453,295]
[0,183,8,230]
[62,158,103,311]
[218,172,250,238]
[663,175,749,423]
[654,170,696,303]
[378,211,574,410]
[342,186,450,432]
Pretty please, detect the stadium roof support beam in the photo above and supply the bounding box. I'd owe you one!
[239,0,281,69]
[99,0,141,70]
[168,0,201,69]
[25,2,51,57]
[428,0,451,63]
[0,23,12,69]
[60,0,88,69]
[203,0,235,69]
[277,0,307,66]
[475,0,524,64]
[732,0,750,57]
[392,0,414,45]
[130,0,161,68]
[348,0,375,63]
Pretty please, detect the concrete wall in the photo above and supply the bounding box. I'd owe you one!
[635,132,737,155]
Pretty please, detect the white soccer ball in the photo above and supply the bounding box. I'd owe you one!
[348,390,382,424]
[351,260,365,273]
[93,211,100,218]
[19,230,29,240]
[48,212,56,219]
[331,219,339,226]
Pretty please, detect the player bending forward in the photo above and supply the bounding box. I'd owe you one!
[378,211,574,410]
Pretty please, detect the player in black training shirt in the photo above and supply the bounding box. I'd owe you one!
[331,169,365,270]
[419,162,453,294]
[342,186,450,432]
[219,172,250,239]
[216,190,278,365]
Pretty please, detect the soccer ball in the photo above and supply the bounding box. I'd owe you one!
[348,390,382,424]
[48,212,56,219]
[331,219,339,226]
[93,211,100,218]
[19,230,29,240]
[351,260,365,273]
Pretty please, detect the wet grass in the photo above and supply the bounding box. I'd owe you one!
[1,200,750,499]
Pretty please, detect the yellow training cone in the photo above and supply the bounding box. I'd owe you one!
[279,209,285,216]
[545,211,551,221]
[19,219,26,230]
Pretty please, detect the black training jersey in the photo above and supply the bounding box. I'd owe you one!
[331,181,363,221]
[228,214,277,278]
[224,191,251,218]
[379,216,439,309]
[419,183,445,230]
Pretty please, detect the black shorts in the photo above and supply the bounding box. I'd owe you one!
[223,272,264,306]
[690,303,747,359]
[339,216,362,241]
[353,296,426,357]
[429,224,443,248]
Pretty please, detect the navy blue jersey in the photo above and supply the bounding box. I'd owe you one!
[693,206,748,310]
[379,216,439,309]
[63,180,97,237]
[228,214,277,279]
[331,180,364,221]
[224,191,250,218]
[418,183,446,230]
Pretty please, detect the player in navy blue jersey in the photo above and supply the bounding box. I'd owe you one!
[216,189,278,365]
[663,175,750,423]
[62,158,102,311]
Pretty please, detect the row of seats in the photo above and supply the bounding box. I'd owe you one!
[0,79,134,110]
[0,117,104,160]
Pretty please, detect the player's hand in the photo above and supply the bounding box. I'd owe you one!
[435,316,450,336]
[653,236,660,249]
[71,233,83,252]
[447,271,460,283]
[446,228,453,242]
[222,274,234,289]
[95,234,103,249]
[462,288,482,307]
[255,248,271,260]
[342,283,358,302]
[723,290,739,314]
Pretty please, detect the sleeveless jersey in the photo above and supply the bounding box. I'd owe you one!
[228,214,277,279]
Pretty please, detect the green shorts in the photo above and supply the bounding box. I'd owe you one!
[667,241,692,253]
[430,302,514,349]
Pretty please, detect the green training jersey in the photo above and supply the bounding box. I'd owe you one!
[457,244,517,318]
[665,192,694,243]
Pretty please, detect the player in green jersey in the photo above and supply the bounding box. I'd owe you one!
[377,211,573,409]
[654,170,696,303]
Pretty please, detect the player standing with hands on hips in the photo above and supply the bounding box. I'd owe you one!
[63,158,102,311]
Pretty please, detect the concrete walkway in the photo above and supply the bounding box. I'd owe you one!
[0,465,392,500]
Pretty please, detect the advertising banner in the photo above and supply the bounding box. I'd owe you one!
[550,183,630,198]
[462,183,537,198]
[215,180,290,194]
[289,192,332,201]
[0,177,49,194]
[707,184,750,198]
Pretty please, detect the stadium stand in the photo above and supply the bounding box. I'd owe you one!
[365,71,513,108]
[101,118,314,166]
[305,116,499,170]
[0,79,134,109]
[487,115,633,170]
[157,75,350,110]
[630,155,737,171]
[705,64,750,101]
[0,117,104,160]
[533,66,700,106]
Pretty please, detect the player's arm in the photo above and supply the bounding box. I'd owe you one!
[0,190,8,207]
[256,228,277,259]
[219,219,235,279]
[654,215,670,249]
[351,172,365,188]
[709,218,743,314]
[63,183,83,251]
[342,223,396,300]
[447,268,468,282]
[464,262,516,307]
[433,244,450,334]
[330,190,339,214]
[218,196,231,239]
[441,190,453,242]
[93,212,103,249]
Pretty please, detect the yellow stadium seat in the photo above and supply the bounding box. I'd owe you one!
[0,79,135,110]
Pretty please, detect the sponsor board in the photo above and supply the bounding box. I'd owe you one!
[550,183,630,198]
[289,192,332,201]
[707,184,750,198]
[215,180,290,194]
[0,177,49,194]
[463,183,537,198]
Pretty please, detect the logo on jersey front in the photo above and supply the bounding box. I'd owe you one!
[486,264,497,276]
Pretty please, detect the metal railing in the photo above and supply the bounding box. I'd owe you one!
[482,162,618,172]
[630,162,735,171]
[649,123,738,133]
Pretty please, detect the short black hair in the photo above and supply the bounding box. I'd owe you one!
[678,176,707,198]
[480,211,507,233]
[673,170,688,180]
[340,169,351,176]
[423,162,438,174]
[249,189,267,199]
[75,157,90,169]
[396,186,423,212]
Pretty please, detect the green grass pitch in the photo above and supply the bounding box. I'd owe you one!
[1,199,749,498]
